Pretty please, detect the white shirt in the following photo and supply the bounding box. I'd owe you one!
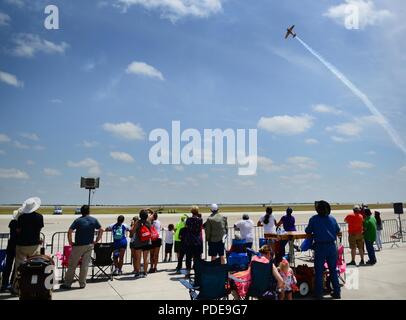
[259,214,277,233]
[165,230,174,244]
[235,219,254,243]
[153,220,162,239]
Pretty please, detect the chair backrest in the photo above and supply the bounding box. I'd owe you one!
[193,258,221,287]
[195,262,229,300]
[62,245,72,266]
[0,249,7,272]
[247,261,273,298]
[93,243,114,265]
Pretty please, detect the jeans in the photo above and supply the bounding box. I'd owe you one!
[314,242,340,298]
[185,245,202,270]
[365,240,377,263]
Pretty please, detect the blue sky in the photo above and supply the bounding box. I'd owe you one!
[0,0,405,205]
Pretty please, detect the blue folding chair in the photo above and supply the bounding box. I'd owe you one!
[0,249,7,273]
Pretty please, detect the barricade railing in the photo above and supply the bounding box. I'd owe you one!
[47,218,403,272]
[0,232,46,250]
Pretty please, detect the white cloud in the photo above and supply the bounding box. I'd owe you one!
[50,98,62,104]
[287,156,318,170]
[67,158,101,175]
[0,134,11,143]
[10,33,69,58]
[258,114,314,135]
[324,0,392,29]
[326,121,362,137]
[43,168,61,176]
[126,61,164,80]
[400,165,406,174]
[13,141,30,149]
[348,160,375,169]
[26,160,35,165]
[67,158,99,168]
[20,132,39,141]
[366,150,376,155]
[0,70,23,87]
[80,140,99,148]
[312,104,342,115]
[110,151,135,163]
[116,0,223,21]
[0,12,11,26]
[331,135,350,143]
[103,122,145,140]
[257,156,283,172]
[0,168,29,179]
[305,138,319,145]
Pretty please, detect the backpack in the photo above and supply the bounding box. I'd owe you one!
[150,225,159,241]
[113,224,124,240]
[139,223,151,242]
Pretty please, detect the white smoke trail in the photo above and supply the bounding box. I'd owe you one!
[296,36,406,155]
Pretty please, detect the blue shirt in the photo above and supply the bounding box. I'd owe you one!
[70,215,101,246]
[280,215,296,231]
[305,215,340,243]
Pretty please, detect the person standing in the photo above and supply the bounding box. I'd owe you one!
[13,197,44,292]
[183,206,203,277]
[305,200,341,300]
[363,209,377,265]
[163,224,175,262]
[1,209,20,291]
[61,205,103,289]
[374,211,383,251]
[149,211,162,273]
[276,207,296,257]
[174,214,188,272]
[105,215,129,275]
[204,204,228,264]
[345,205,365,266]
[257,206,277,234]
[234,214,254,249]
[129,210,152,278]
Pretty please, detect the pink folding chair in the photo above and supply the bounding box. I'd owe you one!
[324,244,346,286]
[55,245,82,282]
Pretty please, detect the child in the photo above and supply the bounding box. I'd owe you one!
[106,215,130,275]
[164,224,175,262]
[278,259,297,300]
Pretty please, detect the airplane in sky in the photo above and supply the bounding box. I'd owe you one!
[285,25,296,39]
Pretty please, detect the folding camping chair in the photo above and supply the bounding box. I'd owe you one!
[245,260,277,300]
[180,258,230,300]
[91,243,114,281]
[0,249,7,276]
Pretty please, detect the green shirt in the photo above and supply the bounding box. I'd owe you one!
[174,216,188,242]
[363,216,377,242]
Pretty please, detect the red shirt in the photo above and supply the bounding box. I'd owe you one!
[345,213,364,234]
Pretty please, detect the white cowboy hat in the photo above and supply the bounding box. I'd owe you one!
[21,197,41,214]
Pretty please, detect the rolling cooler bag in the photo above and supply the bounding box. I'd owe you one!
[227,252,249,271]
[16,255,55,300]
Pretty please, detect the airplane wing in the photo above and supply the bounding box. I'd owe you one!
[285,31,289,39]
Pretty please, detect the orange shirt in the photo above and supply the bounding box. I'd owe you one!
[345,213,364,234]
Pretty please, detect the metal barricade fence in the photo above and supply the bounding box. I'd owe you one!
[47,218,403,271]
[0,232,46,250]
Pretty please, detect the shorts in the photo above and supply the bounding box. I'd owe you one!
[349,233,364,250]
[130,242,152,251]
[113,238,128,250]
[208,241,225,257]
[151,238,162,248]
[174,241,182,254]
[165,243,173,254]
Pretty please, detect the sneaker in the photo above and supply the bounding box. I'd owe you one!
[133,272,140,278]
[142,272,147,277]
[359,260,365,266]
[347,261,356,266]
[79,284,86,289]
[148,268,155,274]
[331,292,341,299]
[366,260,376,265]
[175,269,181,274]
[113,269,119,275]
[118,269,123,275]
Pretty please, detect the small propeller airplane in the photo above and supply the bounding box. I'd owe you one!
[285,25,296,39]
